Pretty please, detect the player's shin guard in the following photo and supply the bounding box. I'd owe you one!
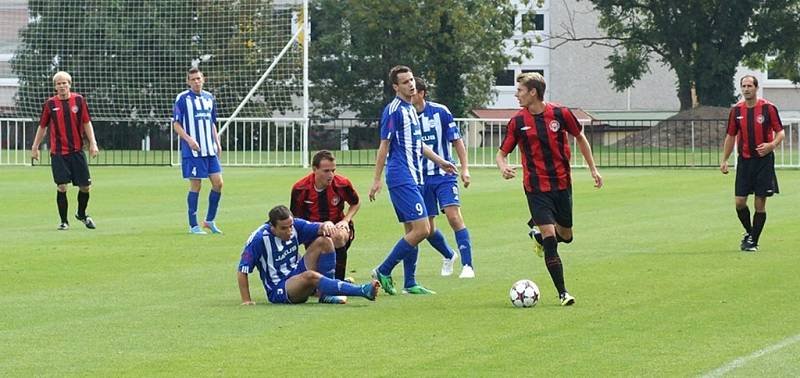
[206,190,221,222]
[402,246,420,288]
[187,191,199,227]
[427,229,455,259]
[318,251,336,279]
[542,236,567,294]
[56,191,68,223]
[335,247,348,280]
[751,211,766,245]
[455,228,473,266]
[77,191,89,219]
[736,206,752,234]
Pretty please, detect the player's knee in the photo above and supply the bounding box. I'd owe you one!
[314,236,335,251]
[57,184,68,192]
[332,231,348,249]
[300,270,320,284]
[79,186,91,193]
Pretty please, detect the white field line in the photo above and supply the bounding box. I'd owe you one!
[702,333,800,377]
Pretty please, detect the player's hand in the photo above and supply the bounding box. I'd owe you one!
[320,221,336,236]
[500,165,516,179]
[369,180,382,201]
[756,142,774,157]
[720,161,729,174]
[335,220,350,232]
[89,143,99,158]
[461,169,471,188]
[189,138,200,151]
[440,160,457,174]
[241,301,256,306]
[31,149,40,162]
[591,169,603,188]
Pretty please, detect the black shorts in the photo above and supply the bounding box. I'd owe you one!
[51,151,92,187]
[735,154,779,197]
[525,187,573,228]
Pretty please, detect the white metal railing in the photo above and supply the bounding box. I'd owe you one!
[2,117,799,168]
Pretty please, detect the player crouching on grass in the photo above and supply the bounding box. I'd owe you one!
[237,205,379,305]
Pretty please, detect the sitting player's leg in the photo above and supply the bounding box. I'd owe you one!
[286,268,379,303]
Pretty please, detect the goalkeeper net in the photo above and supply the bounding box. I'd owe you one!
[11,0,307,123]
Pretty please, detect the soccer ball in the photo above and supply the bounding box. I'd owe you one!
[509,279,540,308]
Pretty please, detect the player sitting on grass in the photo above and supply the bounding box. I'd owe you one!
[237,205,379,305]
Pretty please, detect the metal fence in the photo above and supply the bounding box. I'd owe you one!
[2,117,798,168]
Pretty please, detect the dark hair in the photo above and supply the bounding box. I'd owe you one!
[187,67,203,77]
[268,205,292,226]
[312,150,335,168]
[414,76,428,93]
[389,65,412,85]
[516,72,546,100]
[740,75,759,88]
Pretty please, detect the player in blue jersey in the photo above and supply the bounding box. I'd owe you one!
[173,67,224,235]
[368,65,457,295]
[237,205,379,305]
[411,77,474,279]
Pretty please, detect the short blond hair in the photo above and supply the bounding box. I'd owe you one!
[53,71,72,84]
[516,72,546,100]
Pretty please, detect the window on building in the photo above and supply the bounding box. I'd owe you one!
[522,13,544,33]
[495,69,516,86]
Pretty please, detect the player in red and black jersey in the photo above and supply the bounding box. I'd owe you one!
[720,75,785,252]
[291,150,361,280]
[31,71,99,231]
[496,72,602,306]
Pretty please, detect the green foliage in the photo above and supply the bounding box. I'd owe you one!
[2,166,800,375]
[309,0,534,118]
[10,0,299,121]
[589,0,800,109]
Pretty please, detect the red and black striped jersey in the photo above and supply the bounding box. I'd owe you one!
[500,103,582,193]
[39,93,92,156]
[727,98,783,159]
[290,173,359,223]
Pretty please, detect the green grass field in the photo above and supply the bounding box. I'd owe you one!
[1,166,799,376]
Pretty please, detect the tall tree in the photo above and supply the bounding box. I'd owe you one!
[309,0,534,118]
[584,0,800,110]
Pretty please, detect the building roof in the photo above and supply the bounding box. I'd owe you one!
[470,108,596,123]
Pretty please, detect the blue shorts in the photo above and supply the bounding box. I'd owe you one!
[182,155,222,179]
[422,175,460,216]
[388,184,428,223]
[267,258,308,304]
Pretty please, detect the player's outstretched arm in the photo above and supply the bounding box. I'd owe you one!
[238,272,255,305]
[422,144,457,173]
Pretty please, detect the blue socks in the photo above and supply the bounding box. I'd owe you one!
[402,246,420,288]
[318,251,336,279]
[455,228,472,267]
[187,191,199,227]
[427,229,455,259]
[378,238,415,276]
[317,276,365,297]
[206,190,221,222]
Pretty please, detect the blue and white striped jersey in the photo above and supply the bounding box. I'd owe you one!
[237,218,320,297]
[380,97,424,188]
[173,89,218,158]
[418,101,460,176]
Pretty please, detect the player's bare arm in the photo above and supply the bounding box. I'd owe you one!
[453,138,471,188]
[422,144,457,173]
[237,271,255,305]
[720,134,736,174]
[756,129,784,157]
[172,121,200,151]
[30,126,48,161]
[575,132,602,188]
[495,150,516,179]
[369,140,390,201]
[84,121,100,158]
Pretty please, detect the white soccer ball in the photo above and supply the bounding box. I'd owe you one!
[509,279,540,308]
